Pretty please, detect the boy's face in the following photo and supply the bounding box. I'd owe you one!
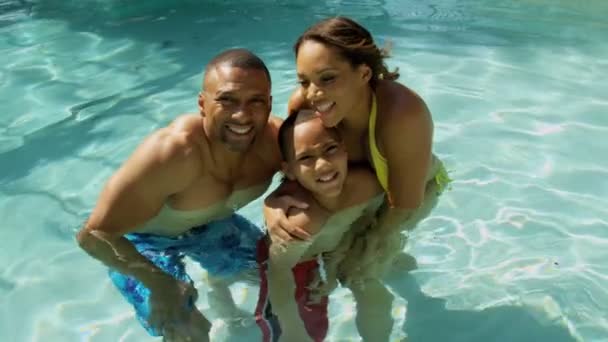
[284,111,348,197]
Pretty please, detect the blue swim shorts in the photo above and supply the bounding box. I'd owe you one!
[108,213,264,336]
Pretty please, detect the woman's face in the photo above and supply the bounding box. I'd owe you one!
[296,40,370,127]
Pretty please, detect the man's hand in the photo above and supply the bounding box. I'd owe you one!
[264,195,310,245]
[162,309,211,342]
[145,275,199,334]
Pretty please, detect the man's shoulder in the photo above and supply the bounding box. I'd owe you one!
[254,114,282,146]
[108,115,203,197]
[266,114,284,135]
[142,114,205,165]
[168,114,206,140]
[252,114,284,168]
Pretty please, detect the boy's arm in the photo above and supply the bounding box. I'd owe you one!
[267,201,327,341]
[342,167,385,208]
[268,240,312,341]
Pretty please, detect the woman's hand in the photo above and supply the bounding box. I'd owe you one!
[264,194,311,245]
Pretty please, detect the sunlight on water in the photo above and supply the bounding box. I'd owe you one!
[1,0,607,341]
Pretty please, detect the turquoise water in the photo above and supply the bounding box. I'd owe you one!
[1,0,607,341]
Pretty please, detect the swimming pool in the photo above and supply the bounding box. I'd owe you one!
[1,0,607,341]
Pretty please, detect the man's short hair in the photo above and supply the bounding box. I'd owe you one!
[205,48,271,86]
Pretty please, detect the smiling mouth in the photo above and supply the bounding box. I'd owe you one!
[226,123,253,135]
[314,101,335,114]
[317,171,338,183]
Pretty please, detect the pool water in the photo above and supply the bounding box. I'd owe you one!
[1,0,607,341]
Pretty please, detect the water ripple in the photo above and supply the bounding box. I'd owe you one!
[1,0,607,340]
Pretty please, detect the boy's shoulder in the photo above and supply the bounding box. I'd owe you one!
[341,167,384,209]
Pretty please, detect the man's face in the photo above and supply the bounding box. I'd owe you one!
[200,65,272,152]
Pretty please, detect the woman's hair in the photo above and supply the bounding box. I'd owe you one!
[294,16,399,87]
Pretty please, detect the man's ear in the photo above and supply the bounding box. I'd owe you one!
[198,92,206,116]
[281,161,296,180]
[269,95,273,114]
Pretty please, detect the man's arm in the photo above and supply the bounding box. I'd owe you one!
[77,128,200,280]
[75,124,204,333]
[260,114,285,170]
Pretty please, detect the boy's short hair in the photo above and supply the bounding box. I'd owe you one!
[278,112,300,161]
[278,109,341,161]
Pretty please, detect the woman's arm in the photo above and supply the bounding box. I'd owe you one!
[263,180,312,243]
[287,88,311,115]
[355,91,434,273]
[376,91,433,234]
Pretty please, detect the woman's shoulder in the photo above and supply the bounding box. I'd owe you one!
[375,80,433,140]
[376,80,429,119]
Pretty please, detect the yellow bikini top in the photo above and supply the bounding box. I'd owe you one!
[368,93,389,191]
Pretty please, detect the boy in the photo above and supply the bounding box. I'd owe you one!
[256,109,394,342]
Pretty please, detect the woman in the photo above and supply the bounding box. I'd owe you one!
[265,16,450,282]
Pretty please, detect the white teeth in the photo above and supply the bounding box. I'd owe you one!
[227,124,253,135]
[316,102,334,113]
[318,172,336,182]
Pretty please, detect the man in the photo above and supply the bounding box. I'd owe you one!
[76,48,283,341]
